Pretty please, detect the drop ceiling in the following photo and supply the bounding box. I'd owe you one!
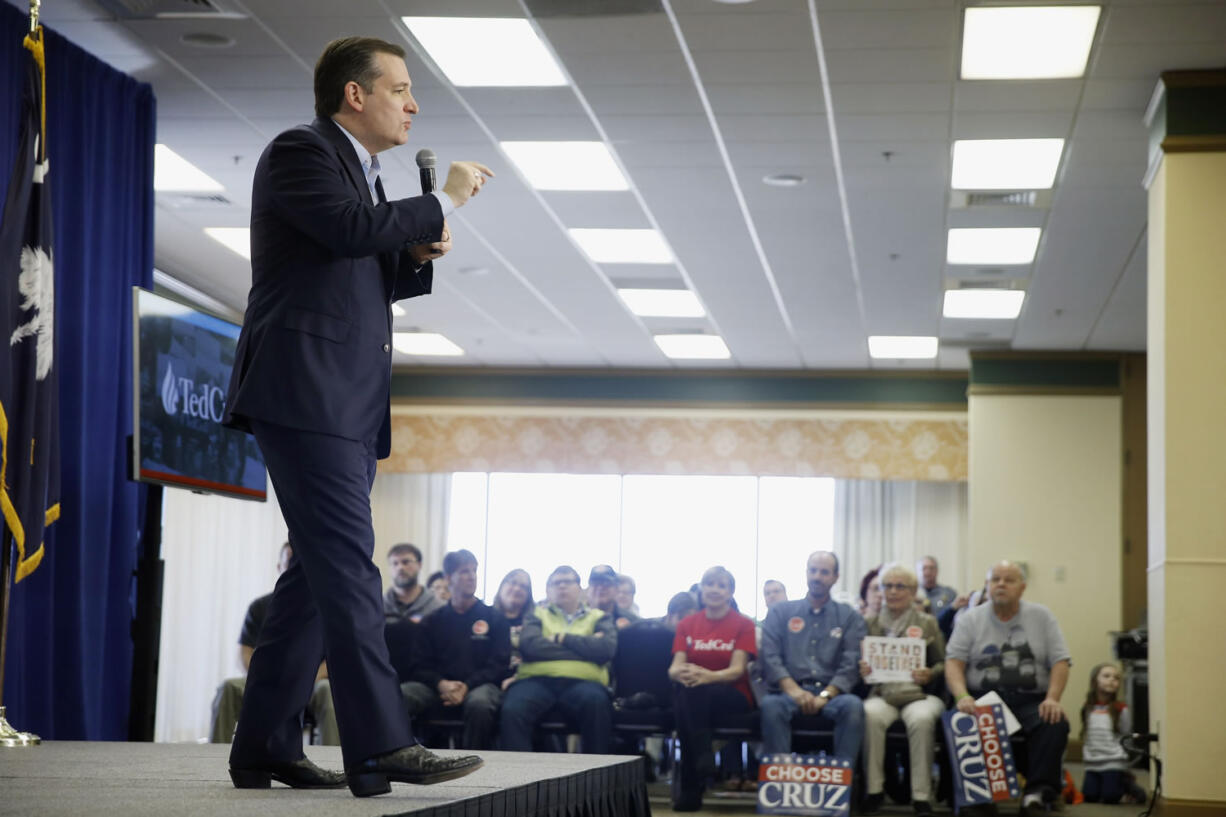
[14,0,1226,370]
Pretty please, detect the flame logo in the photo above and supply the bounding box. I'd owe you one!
[161,364,179,416]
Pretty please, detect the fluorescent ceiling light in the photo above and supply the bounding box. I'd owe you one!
[392,332,465,357]
[961,6,1101,80]
[155,144,224,192]
[947,227,1041,265]
[654,334,731,360]
[951,139,1065,190]
[391,303,407,317]
[943,289,1026,319]
[618,289,706,318]
[403,17,567,87]
[204,227,250,260]
[570,228,673,264]
[868,336,939,359]
[501,141,628,191]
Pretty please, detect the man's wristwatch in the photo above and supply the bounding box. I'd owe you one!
[818,689,832,700]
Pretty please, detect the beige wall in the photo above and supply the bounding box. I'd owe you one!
[1146,152,1226,804]
[968,393,1123,740]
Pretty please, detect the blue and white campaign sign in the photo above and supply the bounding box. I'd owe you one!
[942,704,1021,812]
[757,752,852,817]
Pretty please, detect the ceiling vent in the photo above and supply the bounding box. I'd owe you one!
[524,0,662,17]
[95,0,246,20]
[158,192,234,209]
[940,336,1011,349]
[950,190,1050,209]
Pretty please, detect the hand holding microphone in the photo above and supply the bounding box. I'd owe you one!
[416,149,493,208]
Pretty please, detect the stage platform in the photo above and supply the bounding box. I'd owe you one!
[0,742,651,817]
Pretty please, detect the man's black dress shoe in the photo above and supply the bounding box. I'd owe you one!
[229,756,347,789]
[346,744,483,797]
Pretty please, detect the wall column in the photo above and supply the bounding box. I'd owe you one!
[1145,69,1226,816]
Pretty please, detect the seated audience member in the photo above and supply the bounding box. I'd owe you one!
[762,579,788,611]
[616,573,640,617]
[427,570,450,604]
[493,568,534,688]
[383,543,443,624]
[664,591,699,630]
[1080,663,1146,804]
[211,542,338,745]
[759,551,865,762]
[938,579,987,641]
[587,564,639,628]
[917,556,957,617]
[668,566,758,812]
[946,561,1072,817]
[499,565,617,753]
[402,550,511,749]
[859,565,883,618]
[858,564,946,816]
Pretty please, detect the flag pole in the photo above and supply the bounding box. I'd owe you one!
[0,0,46,747]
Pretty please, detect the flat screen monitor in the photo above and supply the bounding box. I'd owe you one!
[132,287,266,501]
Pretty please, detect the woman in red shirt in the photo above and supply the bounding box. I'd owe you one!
[668,566,757,812]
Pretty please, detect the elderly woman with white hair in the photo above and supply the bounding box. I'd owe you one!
[857,563,946,817]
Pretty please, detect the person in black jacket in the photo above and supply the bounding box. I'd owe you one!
[402,550,511,749]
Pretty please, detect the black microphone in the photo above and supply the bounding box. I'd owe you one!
[415,148,437,194]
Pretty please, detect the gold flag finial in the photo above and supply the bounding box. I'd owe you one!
[28,0,41,34]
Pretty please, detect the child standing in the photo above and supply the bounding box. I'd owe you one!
[1081,663,1146,804]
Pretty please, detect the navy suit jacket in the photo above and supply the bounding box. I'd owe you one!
[224,117,443,458]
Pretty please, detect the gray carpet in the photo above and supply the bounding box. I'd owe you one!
[0,742,642,817]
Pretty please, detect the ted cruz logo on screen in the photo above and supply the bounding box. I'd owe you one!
[160,362,226,422]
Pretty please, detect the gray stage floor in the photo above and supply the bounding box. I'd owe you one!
[0,742,641,817]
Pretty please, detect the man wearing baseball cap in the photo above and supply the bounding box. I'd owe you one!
[587,564,640,629]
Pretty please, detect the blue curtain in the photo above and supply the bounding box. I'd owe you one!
[1,4,155,739]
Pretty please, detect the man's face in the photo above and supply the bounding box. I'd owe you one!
[807,553,838,602]
[389,551,421,588]
[449,562,478,602]
[616,580,635,611]
[588,580,616,611]
[988,564,1025,607]
[547,571,581,608]
[920,558,938,588]
[763,581,787,608]
[358,52,418,153]
[429,576,450,602]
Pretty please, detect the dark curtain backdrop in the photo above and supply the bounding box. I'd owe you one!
[1,4,155,739]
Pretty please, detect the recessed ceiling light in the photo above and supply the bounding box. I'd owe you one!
[156,145,224,192]
[763,173,805,187]
[943,289,1026,319]
[868,336,938,359]
[501,141,628,191]
[569,228,673,264]
[204,227,249,260]
[654,334,731,360]
[961,6,1101,80]
[391,303,407,317]
[947,227,1041,265]
[618,289,706,318]
[951,139,1064,190]
[392,332,465,357]
[403,17,567,87]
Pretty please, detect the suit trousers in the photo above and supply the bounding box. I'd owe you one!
[229,420,413,769]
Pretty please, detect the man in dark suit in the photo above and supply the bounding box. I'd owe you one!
[222,36,492,798]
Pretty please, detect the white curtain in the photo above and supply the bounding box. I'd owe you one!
[833,480,968,605]
[154,472,452,743]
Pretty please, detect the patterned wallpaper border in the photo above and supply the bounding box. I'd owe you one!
[384,410,968,482]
